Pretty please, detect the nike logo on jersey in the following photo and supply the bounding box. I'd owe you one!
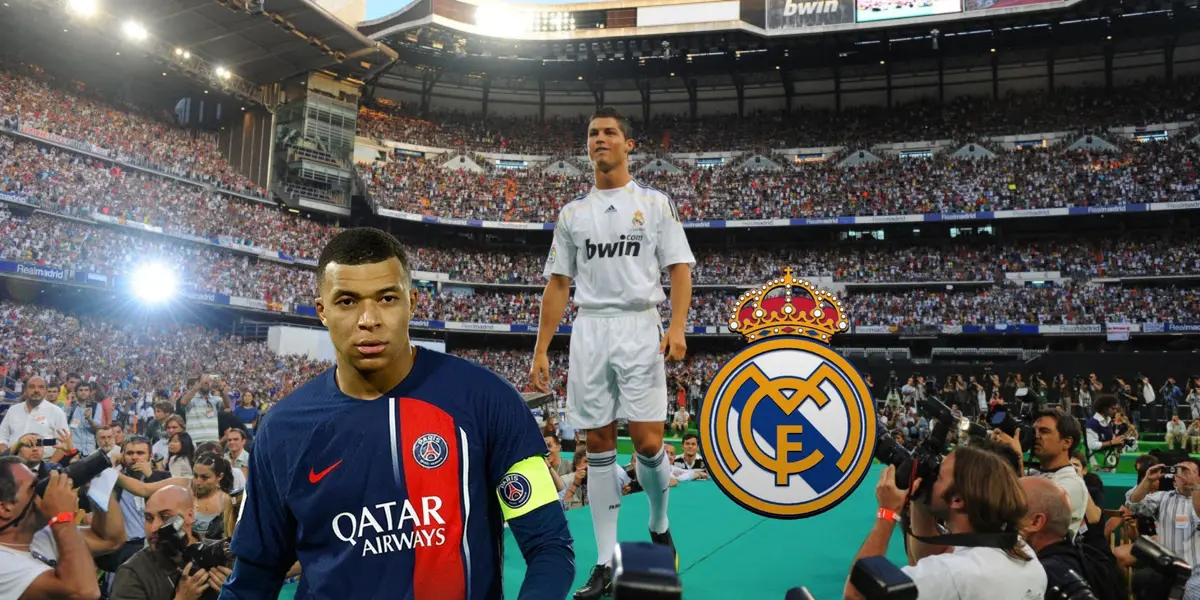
[309,459,344,484]
[605,205,617,213]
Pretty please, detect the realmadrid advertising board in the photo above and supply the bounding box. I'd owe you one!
[699,268,876,519]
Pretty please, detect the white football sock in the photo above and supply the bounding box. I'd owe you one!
[586,450,622,566]
[636,447,671,534]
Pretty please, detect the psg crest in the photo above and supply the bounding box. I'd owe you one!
[412,433,449,469]
[699,268,877,519]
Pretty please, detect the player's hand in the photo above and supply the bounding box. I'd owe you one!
[659,325,687,362]
[530,352,551,393]
[37,471,80,519]
[175,563,209,600]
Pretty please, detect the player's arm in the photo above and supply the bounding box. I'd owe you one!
[535,208,577,353]
[484,377,574,600]
[656,197,695,358]
[219,421,297,600]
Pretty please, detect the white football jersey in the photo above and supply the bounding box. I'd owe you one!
[543,180,695,312]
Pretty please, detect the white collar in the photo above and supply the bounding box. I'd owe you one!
[1091,413,1111,427]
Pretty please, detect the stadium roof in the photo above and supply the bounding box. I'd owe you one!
[120,0,398,84]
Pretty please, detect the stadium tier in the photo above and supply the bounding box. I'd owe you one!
[5,1,1200,598]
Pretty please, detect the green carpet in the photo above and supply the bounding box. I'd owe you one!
[502,463,910,600]
[275,465,1140,599]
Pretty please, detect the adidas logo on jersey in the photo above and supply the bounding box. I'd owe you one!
[585,236,641,260]
[605,205,617,213]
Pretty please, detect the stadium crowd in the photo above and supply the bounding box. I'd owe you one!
[4,194,1200,321]
[357,76,1200,155]
[419,284,1200,328]
[0,135,335,260]
[0,63,266,199]
[362,134,1200,222]
[0,300,330,407]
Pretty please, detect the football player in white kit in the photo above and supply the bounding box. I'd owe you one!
[531,106,695,599]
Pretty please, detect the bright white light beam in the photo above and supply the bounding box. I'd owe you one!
[122,20,147,41]
[130,263,178,305]
[66,0,97,16]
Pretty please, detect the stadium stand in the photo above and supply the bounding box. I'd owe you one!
[3,7,1200,596]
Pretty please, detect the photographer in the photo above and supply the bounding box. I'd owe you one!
[844,446,1047,600]
[1085,396,1125,472]
[0,457,101,600]
[1124,459,1200,599]
[1021,477,1124,600]
[995,409,1088,536]
[110,486,232,600]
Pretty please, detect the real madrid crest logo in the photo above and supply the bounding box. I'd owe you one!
[699,268,876,519]
[632,210,645,228]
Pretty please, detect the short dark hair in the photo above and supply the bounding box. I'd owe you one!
[588,106,633,141]
[681,433,698,444]
[225,427,247,441]
[543,432,560,446]
[67,373,80,382]
[0,456,24,503]
[1035,409,1082,453]
[316,228,411,290]
[1092,395,1118,415]
[75,381,92,392]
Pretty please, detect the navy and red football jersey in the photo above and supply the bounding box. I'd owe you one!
[227,349,562,600]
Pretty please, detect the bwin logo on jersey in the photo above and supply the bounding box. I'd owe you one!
[584,236,641,260]
[699,268,876,519]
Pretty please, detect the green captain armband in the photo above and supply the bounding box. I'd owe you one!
[496,456,559,520]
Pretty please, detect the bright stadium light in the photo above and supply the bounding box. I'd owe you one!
[215,66,231,80]
[130,263,178,305]
[122,20,148,41]
[474,5,528,38]
[66,0,97,16]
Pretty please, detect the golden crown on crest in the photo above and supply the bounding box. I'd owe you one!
[728,267,850,343]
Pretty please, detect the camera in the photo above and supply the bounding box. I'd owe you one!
[155,514,233,571]
[1046,568,1098,600]
[1131,537,1192,600]
[612,541,681,600]
[990,405,1036,452]
[786,557,916,600]
[874,396,988,499]
[34,449,113,497]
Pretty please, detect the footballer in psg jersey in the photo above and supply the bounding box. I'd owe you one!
[219,228,574,600]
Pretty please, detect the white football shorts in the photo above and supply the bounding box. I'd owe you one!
[567,308,668,430]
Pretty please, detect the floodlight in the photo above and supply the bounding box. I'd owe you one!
[130,263,178,305]
[66,0,96,16]
[122,20,147,41]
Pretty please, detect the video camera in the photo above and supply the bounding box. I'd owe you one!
[874,396,989,499]
[155,514,234,571]
[785,556,917,600]
[33,449,113,498]
[1131,536,1192,600]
